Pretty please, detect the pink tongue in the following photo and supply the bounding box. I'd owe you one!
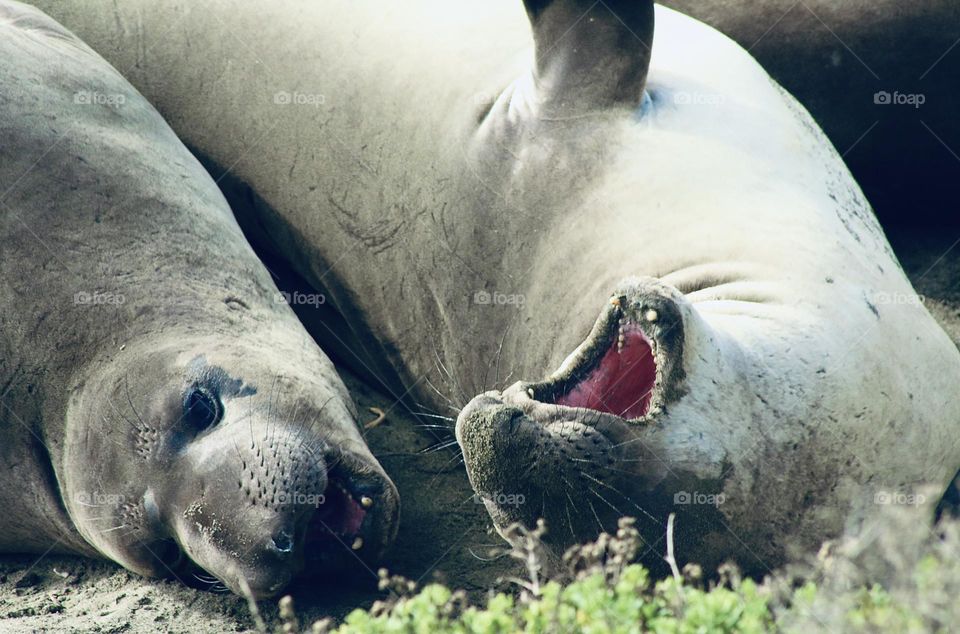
[555,326,656,419]
[338,497,366,536]
[320,485,367,536]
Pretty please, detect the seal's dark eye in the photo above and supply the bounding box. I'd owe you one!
[183,387,222,431]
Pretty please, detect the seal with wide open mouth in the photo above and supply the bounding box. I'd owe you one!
[455,278,735,569]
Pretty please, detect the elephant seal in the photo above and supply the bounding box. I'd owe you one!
[661,0,960,229]
[0,1,397,598]
[36,0,960,571]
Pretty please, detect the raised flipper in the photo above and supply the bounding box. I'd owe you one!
[522,0,654,116]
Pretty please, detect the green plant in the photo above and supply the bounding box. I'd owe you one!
[264,504,960,634]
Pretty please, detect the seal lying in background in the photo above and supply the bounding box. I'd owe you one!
[662,0,960,228]
[0,1,396,598]
[36,0,960,572]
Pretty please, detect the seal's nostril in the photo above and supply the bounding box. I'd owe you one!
[155,538,184,570]
[270,530,294,554]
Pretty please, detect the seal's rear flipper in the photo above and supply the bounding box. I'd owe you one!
[523,0,654,116]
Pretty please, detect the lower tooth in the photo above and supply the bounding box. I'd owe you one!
[351,537,364,550]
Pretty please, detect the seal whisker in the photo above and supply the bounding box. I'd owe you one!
[562,492,576,541]
[421,375,462,414]
[122,374,147,429]
[467,547,509,562]
[264,373,282,452]
[578,470,659,526]
[97,524,129,534]
[585,498,605,533]
[105,396,143,433]
[480,312,517,394]
[585,485,624,518]
[432,342,468,405]
[419,439,460,454]
[493,315,517,391]
[413,413,456,422]
[97,414,132,451]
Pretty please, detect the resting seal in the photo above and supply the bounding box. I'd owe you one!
[0,1,397,598]
[37,0,960,571]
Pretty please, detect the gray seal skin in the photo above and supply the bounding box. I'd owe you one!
[661,0,960,228]
[33,0,960,571]
[0,1,397,598]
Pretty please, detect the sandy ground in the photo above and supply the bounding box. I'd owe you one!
[1,226,957,633]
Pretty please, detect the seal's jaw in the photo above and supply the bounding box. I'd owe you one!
[162,424,398,599]
[299,451,400,579]
[523,278,687,424]
[456,278,690,553]
[540,316,657,420]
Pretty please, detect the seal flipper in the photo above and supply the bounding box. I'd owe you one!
[522,0,654,116]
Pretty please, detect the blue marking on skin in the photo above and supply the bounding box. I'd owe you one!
[186,355,257,397]
[633,90,654,122]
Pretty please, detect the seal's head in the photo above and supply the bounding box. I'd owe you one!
[60,336,398,598]
[457,277,728,565]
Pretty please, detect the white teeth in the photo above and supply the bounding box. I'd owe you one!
[645,309,659,323]
[360,496,374,509]
[527,388,535,398]
[351,537,364,550]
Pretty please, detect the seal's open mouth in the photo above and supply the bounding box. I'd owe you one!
[554,323,656,419]
[302,465,375,561]
[526,298,661,422]
[307,475,367,544]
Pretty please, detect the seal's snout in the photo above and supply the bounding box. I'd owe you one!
[456,394,544,530]
[163,420,330,598]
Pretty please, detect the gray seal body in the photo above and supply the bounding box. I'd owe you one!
[0,1,397,598]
